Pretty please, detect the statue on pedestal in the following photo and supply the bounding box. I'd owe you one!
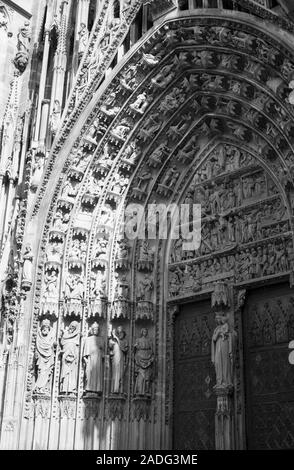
[109,326,128,394]
[211,314,235,388]
[34,320,55,394]
[134,329,154,396]
[60,321,80,394]
[83,323,104,394]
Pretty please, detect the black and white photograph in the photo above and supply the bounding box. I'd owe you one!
[1,0,294,455]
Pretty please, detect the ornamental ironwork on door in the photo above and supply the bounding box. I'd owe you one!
[173,300,216,450]
[244,284,294,449]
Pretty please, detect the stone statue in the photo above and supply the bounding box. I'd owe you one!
[109,326,128,394]
[34,320,55,394]
[31,153,45,188]
[211,314,235,388]
[43,269,59,301]
[65,273,84,301]
[92,270,107,298]
[60,321,80,394]
[134,328,154,396]
[83,323,104,394]
[78,22,88,54]
[22,244,33,283]
[14,21,31,73]
[137,275,153,302]
[17,21,31,53]
[130,92,149,114]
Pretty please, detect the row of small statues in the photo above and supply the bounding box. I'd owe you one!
[34,321,154,397]
[170,200,287,263]
[42,269,154,303]
[169,240,291,297]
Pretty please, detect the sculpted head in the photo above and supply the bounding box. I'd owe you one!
[91,322,100,336]
[141,328,148,338]
[68,321,79,334]
[116,326,125,339]
[41,319,51,336]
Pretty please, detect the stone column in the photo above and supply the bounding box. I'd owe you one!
[0,177,14,249]
[211,282,236,450]
[49,1,72,134]
[0,174,6,238]
[38,99,50,150]
[33,30,51,145]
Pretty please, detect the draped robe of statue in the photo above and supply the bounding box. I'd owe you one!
[134,331,154,396]
[60,322,80,394]
[23,246,33,282]
[211,318,235,387]
[34,324,55,393]
[109,330,128,394]
[83,334,104,393]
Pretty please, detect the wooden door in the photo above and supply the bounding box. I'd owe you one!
[173,300,216,450]
[244,284,294,449]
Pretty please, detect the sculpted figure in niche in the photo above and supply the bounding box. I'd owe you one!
[70,239,81,259]
[43,269,59,300]
[134,329,154,396]
[151,64,175,88]
[135,170,152,192]
[31,153,45,188]
[112,120,130,140]
[65,273,84,301]
[60,321,80,394]
[130,92,149,114]
[61,179,77,200]
[45,242,62,264]
[149,142,167,166]
[17,21,31,53]
[22,245,33,283]
[78,22,88,54]
[114,274,129,301]
[95,237,108,259]
[116,239,129,260]
[137,275,153,302]
[139,240,152,261]
[34,320,55,394]
[109,326,128,394]
[211,314,236,388]
[124,142,138,164]
[162,167,178,187]
[92,270,106,298]
[83,322,104,394]
[120,64,137,90]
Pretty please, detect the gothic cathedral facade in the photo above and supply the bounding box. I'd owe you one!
[1,0,294,450]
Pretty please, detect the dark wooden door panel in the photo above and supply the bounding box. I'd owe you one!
[173,300,216,450]
[244,284,294,449]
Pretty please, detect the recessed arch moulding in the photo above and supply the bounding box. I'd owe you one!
[19,10,294,450]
